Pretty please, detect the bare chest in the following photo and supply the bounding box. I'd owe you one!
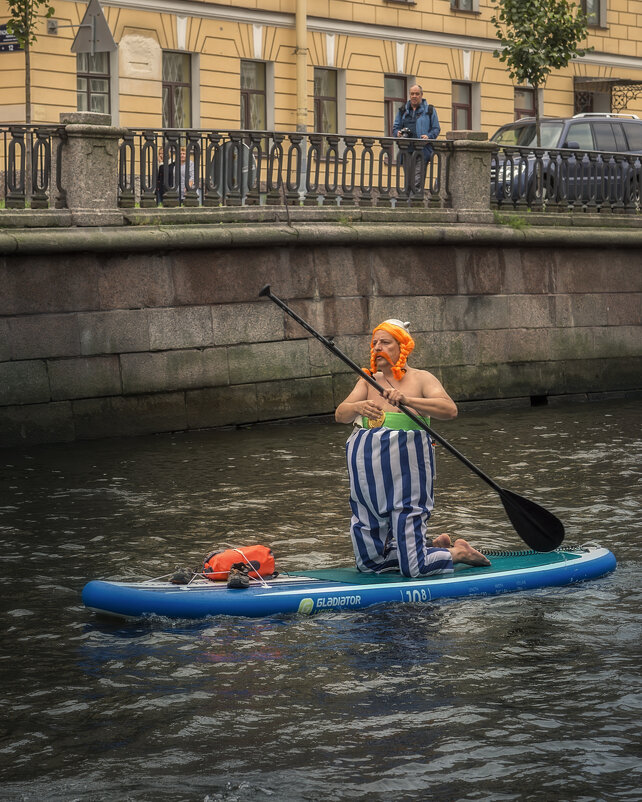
[366,372,423,411]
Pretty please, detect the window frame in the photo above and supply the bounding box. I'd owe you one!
[240,60,267,132]
[162,51,192,129]
[313,67,338,134]
[452,81,472,130]
[384,75,408,138]
[581,0,607,28]
[514,87,536,120]
[76,52,111,115]
[450,0,480,12]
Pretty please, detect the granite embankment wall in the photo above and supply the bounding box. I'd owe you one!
[1,220,641,447]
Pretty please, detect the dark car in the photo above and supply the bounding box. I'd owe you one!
[490,113,642,207]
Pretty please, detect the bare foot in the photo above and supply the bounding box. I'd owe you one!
[431,533,452,549]
[449,538,491,567]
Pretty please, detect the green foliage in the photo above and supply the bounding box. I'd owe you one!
[491,0,591,90]
[493,210,531,230]
[6,0,55,48]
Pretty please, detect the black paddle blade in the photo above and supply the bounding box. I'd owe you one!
[498,487,565,552]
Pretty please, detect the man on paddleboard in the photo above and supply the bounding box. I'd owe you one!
[335,318,490,577]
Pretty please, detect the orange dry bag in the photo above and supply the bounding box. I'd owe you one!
[202,545,275,582]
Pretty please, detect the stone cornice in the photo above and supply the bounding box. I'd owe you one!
[1,218,641,255]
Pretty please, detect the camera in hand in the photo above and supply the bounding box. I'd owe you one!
[398,127,412,138]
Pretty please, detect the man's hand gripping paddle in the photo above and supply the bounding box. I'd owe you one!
[259,285,565,552]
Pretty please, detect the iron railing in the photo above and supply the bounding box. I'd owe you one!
[0,126,447,210]
[491,145,642,213]
[117,129,449,208]
[1,126,66,209]
[3,125,642,214]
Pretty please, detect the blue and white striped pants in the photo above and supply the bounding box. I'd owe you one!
[346,426,453,577]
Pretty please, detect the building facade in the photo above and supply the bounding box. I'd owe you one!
[1,0,642,136]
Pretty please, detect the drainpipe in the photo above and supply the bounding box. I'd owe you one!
[295,0,307,132]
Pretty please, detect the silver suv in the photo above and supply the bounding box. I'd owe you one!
[490,113,642,206]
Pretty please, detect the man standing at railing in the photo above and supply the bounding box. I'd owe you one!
[393,84,441,191]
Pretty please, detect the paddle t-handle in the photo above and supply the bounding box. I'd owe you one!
[259,285,565,552]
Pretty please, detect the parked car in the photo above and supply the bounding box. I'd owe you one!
[490,113,642,207]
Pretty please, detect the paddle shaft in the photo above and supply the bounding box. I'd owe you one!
[259,285,502,493]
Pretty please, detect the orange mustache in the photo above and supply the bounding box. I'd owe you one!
[373,352,394,367]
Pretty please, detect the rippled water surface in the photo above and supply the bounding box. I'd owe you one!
[1,399,640,801]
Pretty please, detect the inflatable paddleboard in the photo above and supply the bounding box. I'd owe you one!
[82,545,616,621]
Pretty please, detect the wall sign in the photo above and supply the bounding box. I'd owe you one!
[0,24,23,52]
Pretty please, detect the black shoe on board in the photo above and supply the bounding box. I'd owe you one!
[227,565,250,589]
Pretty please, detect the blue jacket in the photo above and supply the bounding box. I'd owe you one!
[392,98,440,159]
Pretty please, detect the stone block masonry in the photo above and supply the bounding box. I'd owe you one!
[0,222,641,447]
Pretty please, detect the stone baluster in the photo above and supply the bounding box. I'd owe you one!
[266,132,285,206]
[6,127,26,209]
[31,128,53,210]
[245,132,264,206]
[376,138,394,208]
[286,133,304,205]
[341,135,357,206]
[204,132,223,207]
[305,134,323,206]
[359,136,375,207]
[324,134,340,205]
[139,130,159,208]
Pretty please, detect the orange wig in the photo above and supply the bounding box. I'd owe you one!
[369,319,415,380]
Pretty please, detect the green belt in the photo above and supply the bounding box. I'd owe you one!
[361,412,430,431]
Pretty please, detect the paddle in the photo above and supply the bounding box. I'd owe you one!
[259,284,565,552]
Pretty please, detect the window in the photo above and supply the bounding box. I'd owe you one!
[592,123,617,152]
[450,0,479,11]
[163,52,191,128]
[241,61,267,130]
[565,123,594,150]
[384,75,407,137]
[574,89,611,115]
[581,0,606,27]
[623,122,642,151]
[314,68,337,133]
[491,121,564,149]
[77,52,110,114]
[574,90,593,115]
[514,87,535,120]
[612,124,627,152]
[452,82,472,130]
[582,0,598,25]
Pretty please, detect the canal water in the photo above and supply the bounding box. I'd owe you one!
[1,398,640,802]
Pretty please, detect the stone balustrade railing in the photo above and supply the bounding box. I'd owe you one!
[0,112,496,226]
[2,112,640,227]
